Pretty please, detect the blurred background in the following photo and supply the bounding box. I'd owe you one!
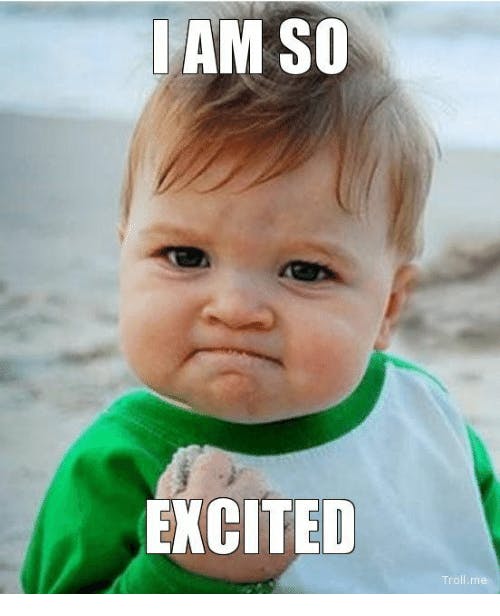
[1,1,499,593]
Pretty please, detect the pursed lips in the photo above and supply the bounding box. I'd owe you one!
[189,347,282,366]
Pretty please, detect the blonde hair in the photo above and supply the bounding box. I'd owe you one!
[121,2,438,259]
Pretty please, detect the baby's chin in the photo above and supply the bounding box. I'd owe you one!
[155,383,346,426]
[173,383,286,425]
[148,363,362,424]
[184,399,313,425]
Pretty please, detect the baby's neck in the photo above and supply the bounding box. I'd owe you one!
[151,390,193,410]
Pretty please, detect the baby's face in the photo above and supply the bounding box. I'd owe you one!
[119,147,405,423]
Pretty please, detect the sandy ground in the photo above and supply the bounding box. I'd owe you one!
[1,112,499,593]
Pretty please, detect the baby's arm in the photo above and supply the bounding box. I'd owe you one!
[467,425,500,566]
[21,437,278,593]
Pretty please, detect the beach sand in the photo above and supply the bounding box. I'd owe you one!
[1,112,499,593]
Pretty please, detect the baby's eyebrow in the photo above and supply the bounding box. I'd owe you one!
[286,239,360,269]
[138,223,210,244]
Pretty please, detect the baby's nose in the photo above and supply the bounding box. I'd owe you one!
[201,275,275,330]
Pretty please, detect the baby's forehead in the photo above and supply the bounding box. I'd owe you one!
[133,146,394,254]
[149,142,393,220]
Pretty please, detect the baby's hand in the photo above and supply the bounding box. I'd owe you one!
[155,445,296,584]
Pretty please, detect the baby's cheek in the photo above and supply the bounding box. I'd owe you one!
[293,328,366,407]
[119,308,157,383]
[118,295,184,385]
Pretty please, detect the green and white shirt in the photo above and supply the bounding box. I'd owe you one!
[21,352,500,593]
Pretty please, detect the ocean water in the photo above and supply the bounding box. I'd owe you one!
[1,1,500,148]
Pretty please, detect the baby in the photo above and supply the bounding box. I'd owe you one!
[22,2,499,593]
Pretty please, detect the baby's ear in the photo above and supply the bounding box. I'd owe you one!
[374,263,419,351]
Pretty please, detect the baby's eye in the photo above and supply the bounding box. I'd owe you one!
[163,246,209,268]
[281,260,336,282]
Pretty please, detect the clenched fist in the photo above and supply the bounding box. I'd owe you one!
[155,445,296,584]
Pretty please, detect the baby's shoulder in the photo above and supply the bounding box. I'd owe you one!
[380,351,447,394]
[68,390,154,452]
[55,390,169,484]
[376,351,466,436]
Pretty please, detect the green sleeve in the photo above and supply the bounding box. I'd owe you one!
[467,425,500,566]
[20,433,273,594]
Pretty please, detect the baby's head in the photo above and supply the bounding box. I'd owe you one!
[118,2,437,424]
